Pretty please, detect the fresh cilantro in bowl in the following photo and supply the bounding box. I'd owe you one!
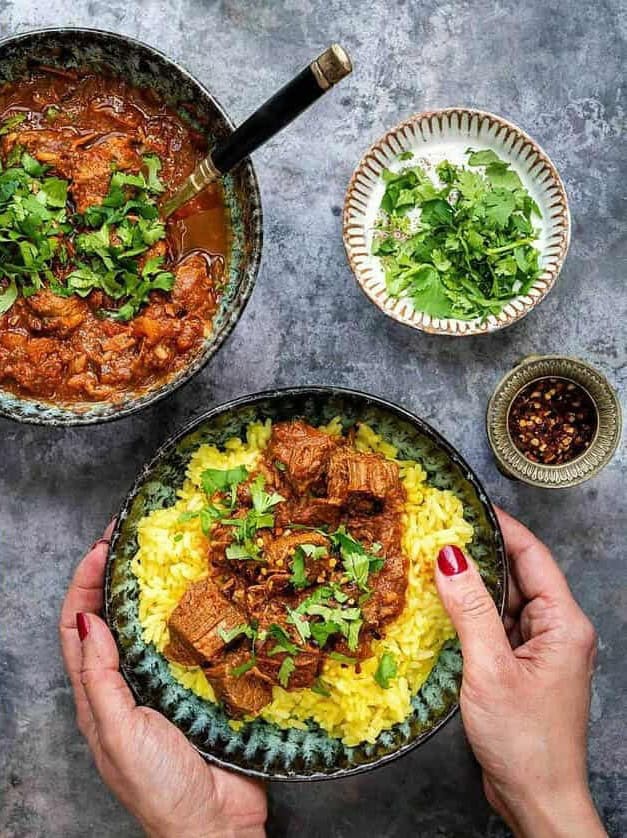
[371,149,542,322]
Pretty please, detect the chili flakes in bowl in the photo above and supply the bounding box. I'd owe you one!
[507,377,597,465]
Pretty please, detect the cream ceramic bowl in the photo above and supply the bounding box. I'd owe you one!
[343,108,570,336]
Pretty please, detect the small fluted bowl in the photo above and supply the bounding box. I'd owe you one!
[0,28,262,425]
[343,108,570,336]
[487,356,622,488]
[105,387,506,780]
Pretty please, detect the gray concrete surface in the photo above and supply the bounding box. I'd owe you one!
[0,1,625,835]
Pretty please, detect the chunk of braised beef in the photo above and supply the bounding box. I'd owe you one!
[203,648,273,718]
[165,577,246,666]
[360,550,408,628]
[268,420,341,495]
[255,646,321,691]
[327,449,402,513]
[275,496,342,530]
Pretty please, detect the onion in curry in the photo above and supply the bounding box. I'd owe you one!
[0,70,229,403]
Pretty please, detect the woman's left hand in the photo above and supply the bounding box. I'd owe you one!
[59,524,267,838]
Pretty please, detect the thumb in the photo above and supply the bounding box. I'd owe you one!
[435,546,512,670]
[77,612,136,731]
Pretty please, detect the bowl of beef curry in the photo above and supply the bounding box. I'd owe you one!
[106,387,506,779]
[0,29,261,424]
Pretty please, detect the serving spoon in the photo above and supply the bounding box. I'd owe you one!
[162,44,352,218]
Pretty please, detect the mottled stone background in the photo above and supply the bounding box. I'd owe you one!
[0,1,625,836]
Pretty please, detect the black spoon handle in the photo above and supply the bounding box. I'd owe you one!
[163,44,352,216]
[213,44,352,172]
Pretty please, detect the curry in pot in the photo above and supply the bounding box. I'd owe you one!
[0,70,229,403]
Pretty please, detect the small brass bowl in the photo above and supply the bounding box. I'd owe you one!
[487,355,622,488]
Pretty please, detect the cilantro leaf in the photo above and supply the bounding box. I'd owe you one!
[230,656,256,678]
[143,155,166,193]
[264,624,300,656]
[289,543,327,589]
[330,527,385,590]
[40,177,69,208]
[289,549,309,589]
[201,466,248,496]
[250,474,284,514]
[0,114,26,135]
[277,656,296,688]
[327,652,357,665]
[311,678,332,697]
[218,623,257,644]
[0,279,18,314]
[286,605,311,643]
[374,651,398,689]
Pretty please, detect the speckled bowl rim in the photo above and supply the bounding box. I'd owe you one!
[343,107,571,336]
[0,27,263,425]
[104,385,508,781]
[486,356,622,488]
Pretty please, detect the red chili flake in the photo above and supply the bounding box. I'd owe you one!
[507,377,597,465]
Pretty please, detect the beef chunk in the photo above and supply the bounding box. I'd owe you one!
[361,550,408,627]
[268,420,340,495]
[24,290,87,336]
[327,449,402,513]
[255,646,321,690]
[164,577,245,666]
[204,648,273,717]
[275,496,342,530]
[69,134,142,212]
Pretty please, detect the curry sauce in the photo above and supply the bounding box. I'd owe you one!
[0,70,229,403]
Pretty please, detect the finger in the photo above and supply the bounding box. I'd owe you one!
[506,571,524,620]
[60,523,115,742]
[79,612,136,733]
[495,508,573,604]
[435,545,513,671]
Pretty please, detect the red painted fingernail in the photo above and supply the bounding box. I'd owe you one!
[90,537,109,551]
[437,545,468,576]
[76,612,90,641]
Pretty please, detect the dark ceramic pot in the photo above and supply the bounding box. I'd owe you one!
[0,28,262,425]
[105,387,507,780]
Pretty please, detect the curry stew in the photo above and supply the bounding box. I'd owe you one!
[164,419,409,718]
[0,71,229,403]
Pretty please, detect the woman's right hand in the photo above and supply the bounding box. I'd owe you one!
[435,509,606,838]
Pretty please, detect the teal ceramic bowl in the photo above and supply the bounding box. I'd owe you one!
[105,387,506,780]
[0,28,262,425]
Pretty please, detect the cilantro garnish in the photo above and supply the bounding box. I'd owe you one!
[372,148,542,321]
[0,116,174,319]
[230,656,257,678]
[277,655,296,688]
[222,474,283,562]
[286,605,311,643]
[291,586,363,651]
[0,154,71,311]
[311,677,332,697]
[374,652,398,689]
[218,623,258,645]
[289,542,327,589]
[330,527,384,591]
[264,624,300,656]
[250,474,285,514]
[201,466,249,497]
[327,652,357,665]
[0,114,26,136]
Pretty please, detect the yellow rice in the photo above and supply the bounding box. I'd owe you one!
[131,420,473,746]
